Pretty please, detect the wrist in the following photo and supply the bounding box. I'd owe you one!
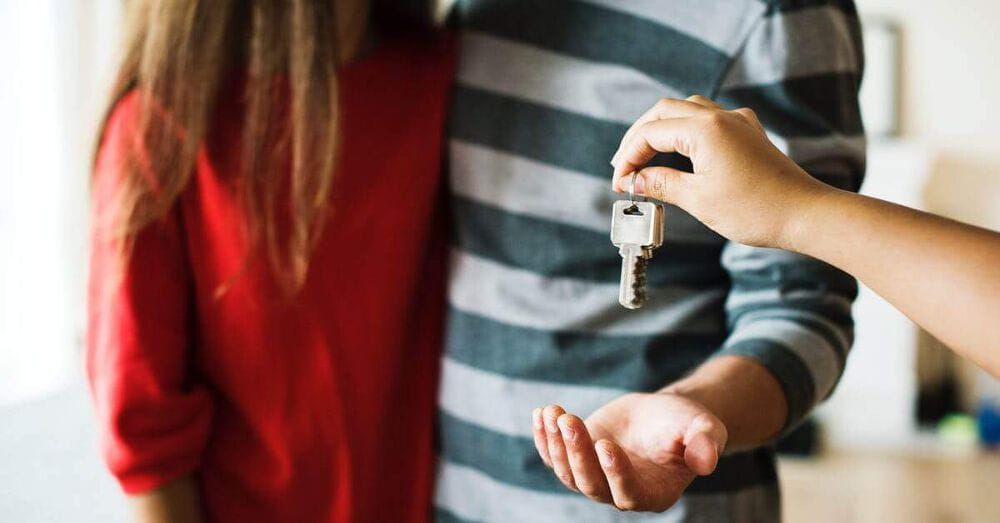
[653,386,731,459]
[658,382,727,430]
[659,355,787,449]
[774,175,839,253]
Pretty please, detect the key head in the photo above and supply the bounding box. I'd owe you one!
[610,200,664,248]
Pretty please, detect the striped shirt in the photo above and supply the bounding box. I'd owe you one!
[436,1,865,521]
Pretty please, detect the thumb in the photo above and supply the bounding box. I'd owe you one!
[682,413,727,476]
[633,166,687,205]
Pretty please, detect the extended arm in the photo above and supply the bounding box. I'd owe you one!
[788,181,1000,374]
[611,97,1000,377]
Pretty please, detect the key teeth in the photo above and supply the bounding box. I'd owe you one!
[632,259,648,290]
[619,247,652,309]
[627,254,649,307]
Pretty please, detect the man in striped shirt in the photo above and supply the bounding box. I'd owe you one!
[437,1,865,521]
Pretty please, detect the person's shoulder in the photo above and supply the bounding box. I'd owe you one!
[759,0,858,16]
[101,89,142,143]
[94,89,144,183]
[94,87,189,196]
[99,88,185,154]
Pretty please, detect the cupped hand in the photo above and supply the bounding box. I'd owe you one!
[609,95,834,249]
[532,393,727,512]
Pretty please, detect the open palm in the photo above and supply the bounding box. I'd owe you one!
[533,393,727,512]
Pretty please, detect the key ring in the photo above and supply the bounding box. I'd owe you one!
[628,171,638,205]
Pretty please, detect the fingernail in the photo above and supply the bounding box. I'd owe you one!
[597,445,614,466]
[532,409,543,430]
[560,422,576,442]
[545,415,559,434]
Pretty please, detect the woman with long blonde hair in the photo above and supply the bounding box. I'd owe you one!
[87,1,454,521]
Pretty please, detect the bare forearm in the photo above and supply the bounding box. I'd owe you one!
[786,189,1000,376]
[130,475,203,523]
[661,355,787,451]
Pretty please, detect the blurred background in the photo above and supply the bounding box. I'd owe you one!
[0,1,998,521]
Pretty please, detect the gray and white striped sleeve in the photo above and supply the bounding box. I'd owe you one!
[712,0,866,431]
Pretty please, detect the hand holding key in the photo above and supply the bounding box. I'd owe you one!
[609,95,828,250]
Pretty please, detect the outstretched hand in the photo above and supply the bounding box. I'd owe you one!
[532,392,727,512]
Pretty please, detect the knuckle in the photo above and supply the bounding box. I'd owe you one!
[700,112,732,137]
[734,107,758,121]
[705,111,729,127]
[649,172,668,198]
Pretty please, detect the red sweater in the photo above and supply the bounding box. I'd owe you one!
[86,37,455,522]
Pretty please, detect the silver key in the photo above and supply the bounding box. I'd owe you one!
[610,200,664,309]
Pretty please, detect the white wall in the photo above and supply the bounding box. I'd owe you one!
[858,0,1000,229]
[0,1,77,405]
[819,1,1000,450]
[0,0,121,406]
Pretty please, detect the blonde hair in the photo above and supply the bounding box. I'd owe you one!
[97,0,342,292]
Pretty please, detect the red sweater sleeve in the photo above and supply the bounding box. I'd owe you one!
[86,93,213,494]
